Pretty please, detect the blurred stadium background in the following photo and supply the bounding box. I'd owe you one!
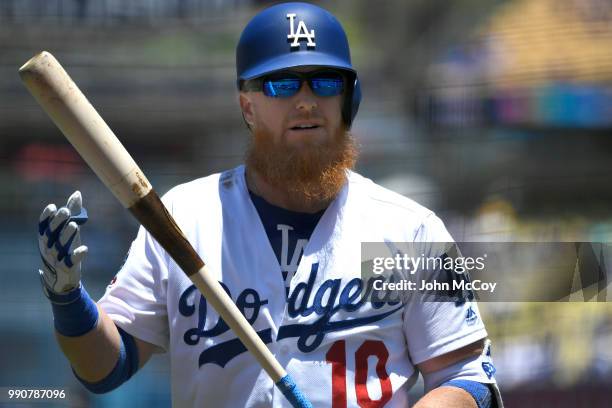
[0,0,611,406]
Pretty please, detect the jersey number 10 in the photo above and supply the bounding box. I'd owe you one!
[325,340,392,407]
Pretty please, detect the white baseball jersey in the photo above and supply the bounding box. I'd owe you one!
[98,165,489,407]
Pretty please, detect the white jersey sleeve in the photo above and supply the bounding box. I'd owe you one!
[97,224,170,351]
[403,212,488,365]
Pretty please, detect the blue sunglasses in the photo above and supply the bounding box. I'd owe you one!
[242,70,345,98]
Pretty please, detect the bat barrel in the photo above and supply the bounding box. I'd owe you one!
[19,51,151,208]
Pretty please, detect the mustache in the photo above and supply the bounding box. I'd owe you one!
[284,114,325,124]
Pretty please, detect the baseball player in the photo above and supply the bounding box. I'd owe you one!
[37,2,502,407]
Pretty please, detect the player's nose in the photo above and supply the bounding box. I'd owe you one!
[294,83,318,112]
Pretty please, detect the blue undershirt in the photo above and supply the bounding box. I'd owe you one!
[249,191,324,298]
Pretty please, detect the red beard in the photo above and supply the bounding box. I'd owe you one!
[245,124,358,205]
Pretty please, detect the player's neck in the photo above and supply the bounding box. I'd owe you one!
[245,168,332,214]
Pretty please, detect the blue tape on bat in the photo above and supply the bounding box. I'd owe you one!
[276,375,313,408]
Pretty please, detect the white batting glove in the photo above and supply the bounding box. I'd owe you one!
[38,191,89,296]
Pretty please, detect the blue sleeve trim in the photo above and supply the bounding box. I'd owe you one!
[118,326,140,378]
[276,374,313,408]
[75,325,140,394]
[442,379,492,408]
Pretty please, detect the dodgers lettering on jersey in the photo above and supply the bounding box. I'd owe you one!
[178,262,405,367]
[98,165,490,408]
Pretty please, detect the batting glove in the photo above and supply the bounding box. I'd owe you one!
[38,191,89,296]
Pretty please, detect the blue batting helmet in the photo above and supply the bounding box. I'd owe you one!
[236,2,361,127]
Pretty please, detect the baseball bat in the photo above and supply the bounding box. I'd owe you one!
[19,51,311,408]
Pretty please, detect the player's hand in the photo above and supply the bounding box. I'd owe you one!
[38,191,89,295]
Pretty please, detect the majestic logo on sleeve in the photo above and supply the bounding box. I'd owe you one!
[287,13,316,49]
[465,305,478,325]
[178,263,403,368]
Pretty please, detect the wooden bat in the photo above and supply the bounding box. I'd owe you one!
[19,51,311,408]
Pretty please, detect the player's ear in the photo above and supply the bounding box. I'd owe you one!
[239,93,255,128]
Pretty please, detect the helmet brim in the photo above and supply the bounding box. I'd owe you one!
[239,51,356,81]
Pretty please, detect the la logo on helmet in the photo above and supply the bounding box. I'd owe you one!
[286,13,316,49]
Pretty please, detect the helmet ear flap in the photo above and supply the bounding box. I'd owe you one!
[343,77,361,128]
